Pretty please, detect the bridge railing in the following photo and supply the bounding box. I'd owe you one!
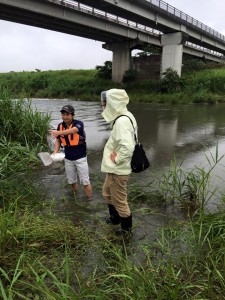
[186,42,223,58]
[49,0,162,35]
[52,0,225,43]
[146,0,225,42]
[47,0,224,58]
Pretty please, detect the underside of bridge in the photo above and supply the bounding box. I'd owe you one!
[0,0,224,83]
[0,2,131,43]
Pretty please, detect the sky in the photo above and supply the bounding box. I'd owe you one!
[0,0,225,73]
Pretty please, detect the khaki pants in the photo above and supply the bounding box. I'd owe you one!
[102,173,131,218]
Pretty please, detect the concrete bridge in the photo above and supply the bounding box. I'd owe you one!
[0,0,224,82]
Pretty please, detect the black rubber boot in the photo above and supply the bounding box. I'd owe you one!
[115,214,132,236]
[105,204,120,225]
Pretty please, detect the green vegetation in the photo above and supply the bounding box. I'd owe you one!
[1,92,225,298]
[95,61,112,80]
[122,69,138,84]
[1,61,225,103]
[129,143,224,217]
[0,89,50,180]
[0,69,119,101]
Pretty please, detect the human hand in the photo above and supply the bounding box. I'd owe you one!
[110,151,117,163]
[48,130,60,138]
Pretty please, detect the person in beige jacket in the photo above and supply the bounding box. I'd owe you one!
[100,88,137,235]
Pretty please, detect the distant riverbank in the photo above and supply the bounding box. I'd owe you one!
[1,66,225,104]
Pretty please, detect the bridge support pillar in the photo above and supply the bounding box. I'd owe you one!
[160,32,188,76]
[103,41,136,83]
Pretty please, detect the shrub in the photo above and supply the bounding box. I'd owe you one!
[122,69,137,83]
[159,68,183,93]
[95,61,112,80]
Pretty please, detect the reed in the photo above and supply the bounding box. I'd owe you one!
[1,67,225,103]
[0,70,121,99]
[156,144,224,216]
[0,92,50,148]
[0,90,51,180]
[1,196,225,299]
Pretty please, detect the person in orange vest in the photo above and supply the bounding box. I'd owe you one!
[49,105,93,200]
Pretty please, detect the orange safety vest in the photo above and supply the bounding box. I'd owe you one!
[59,123,80,146]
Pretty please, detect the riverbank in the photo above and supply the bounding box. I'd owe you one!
[1,94,225,298]
[1,66,225,103]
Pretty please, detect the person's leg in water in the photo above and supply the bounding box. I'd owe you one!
[71,182,79,193]
[76,157,93,200]
[102,173,121,226]
[72,182,93,199]
[84,183,93,200]
[110,174,132,235]
[65,158,79,195]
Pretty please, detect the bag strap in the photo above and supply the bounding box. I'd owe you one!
[112,114,138,144]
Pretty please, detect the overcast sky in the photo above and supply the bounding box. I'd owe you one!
[0,0,224,73]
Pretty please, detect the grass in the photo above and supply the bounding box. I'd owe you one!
[0,89,50,180]
[1,205,225,299]
[1,91,225,298]
[152,144,225,217]
[1,181,225,299]
[0,90,50,148]
[1,66,225,103]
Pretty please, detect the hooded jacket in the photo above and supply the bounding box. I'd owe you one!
[101,89,137,175]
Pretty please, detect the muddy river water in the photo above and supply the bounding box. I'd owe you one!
[32,99,225,244]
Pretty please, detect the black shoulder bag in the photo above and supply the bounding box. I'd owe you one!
[113,115,150,173]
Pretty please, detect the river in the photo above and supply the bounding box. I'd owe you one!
[32,99,225,243]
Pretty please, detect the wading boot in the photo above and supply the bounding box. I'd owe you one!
[115,214,132,236]
[105,204,120,225]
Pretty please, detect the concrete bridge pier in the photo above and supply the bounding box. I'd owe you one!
[160,32,189,76]
[103,40,139,83]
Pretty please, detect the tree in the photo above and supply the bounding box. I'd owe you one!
[95,61,112,79]
[135,45,161,57]
[159,68,183,93]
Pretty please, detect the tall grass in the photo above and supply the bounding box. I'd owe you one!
[1,170,225,298]
[183,68,225,94]
[181,68,225,103]
[156,144,224,216]
[1,206,225,299]
[0,89,51,215]
[0,90,50,147]
[0,89,50,179]
[1,67,225,103]
[0,70,121,100]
